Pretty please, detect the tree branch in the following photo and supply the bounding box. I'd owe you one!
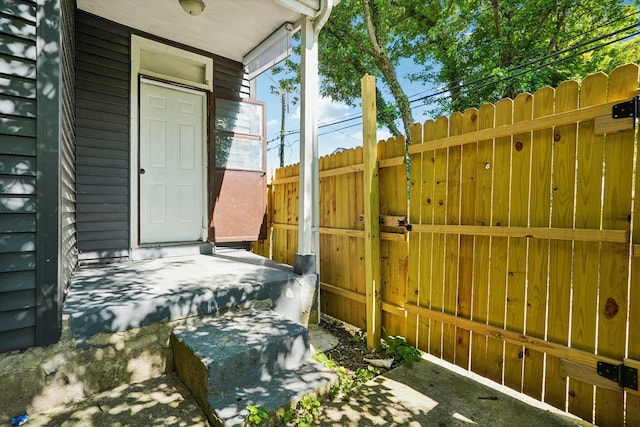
[362,0,414,139]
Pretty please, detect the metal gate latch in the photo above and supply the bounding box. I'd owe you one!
[597,361,638,390]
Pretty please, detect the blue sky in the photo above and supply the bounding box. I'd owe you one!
[255,57,441,170]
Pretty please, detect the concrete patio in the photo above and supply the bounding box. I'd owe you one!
[1,249,320,421]
[65,248,318,342]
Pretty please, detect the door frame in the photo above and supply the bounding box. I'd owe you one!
[129,35,213,249]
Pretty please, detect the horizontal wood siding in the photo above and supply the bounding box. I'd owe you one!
[0,0,37,352]
[75,11,130,262]
[75,11,249,263]
[60,0,76,289]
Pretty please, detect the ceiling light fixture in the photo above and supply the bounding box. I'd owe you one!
[179,0,206,16]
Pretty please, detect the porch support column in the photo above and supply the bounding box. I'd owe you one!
[295,15,319,276]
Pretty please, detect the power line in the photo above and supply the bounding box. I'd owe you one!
[319,122,362,137]
[415,29,640,110]
[404,10,640,101]
[410,22,640,106]
[268,113,363,142]
[268,19,639,139]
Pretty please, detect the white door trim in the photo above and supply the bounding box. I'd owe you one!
[130,36,213,250]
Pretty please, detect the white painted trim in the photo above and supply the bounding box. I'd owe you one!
[130,35,212,250]
[298,16,319,261]
[277,0,319,16]
[132,35,214,91]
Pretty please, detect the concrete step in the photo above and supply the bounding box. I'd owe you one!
[171,309,337,426]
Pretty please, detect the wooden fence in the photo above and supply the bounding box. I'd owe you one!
[254,63,640,426]
[259,135,410,335]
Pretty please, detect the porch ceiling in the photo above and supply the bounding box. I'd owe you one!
[77,0,311,63]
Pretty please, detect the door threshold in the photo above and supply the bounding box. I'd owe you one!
[131,242,213,261]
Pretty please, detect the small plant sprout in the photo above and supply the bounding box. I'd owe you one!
[246,405,270,425]
[282,394,321,426]
[384,335,422,365]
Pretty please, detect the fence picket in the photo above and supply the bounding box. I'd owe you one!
[336,150,347,324]
[628,74,640,426]
[387,136,408,337]
[289,164,299,266]
[470,103,495,377]
[443,112,463,364]
[486,98,513,384]
[380,139,393,335]
[354,147,366,328]
[522,86,554,400]
[556,80,598,421]
[564,73,607,421]
[503,93,533,392]
[273,166,285,264]
[407,123,423,347]
[321,153,337,319]
[429,116,449,358]
[594,63,638,427]
[456,108,479,369]
[418,120,436,352]
[545,79,580,412]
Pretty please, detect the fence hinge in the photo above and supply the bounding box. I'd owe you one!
[597,361,638,390]
[612,96,640,119]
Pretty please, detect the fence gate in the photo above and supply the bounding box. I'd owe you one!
[406,63,639,426]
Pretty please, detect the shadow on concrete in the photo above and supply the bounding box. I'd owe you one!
[315,358,591,426]
[1,250,315,421]
[65,251,314,341]
[24,373,208,427]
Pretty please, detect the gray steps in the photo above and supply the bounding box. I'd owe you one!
[171,309,337,426]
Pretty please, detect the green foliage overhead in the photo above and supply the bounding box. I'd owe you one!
[278,0,639,136]
[401,0,640,113]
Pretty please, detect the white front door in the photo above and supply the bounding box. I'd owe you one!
[139,80,205,244]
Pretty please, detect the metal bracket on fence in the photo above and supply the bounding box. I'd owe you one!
[358,214,412,232]
[397,218,412,232]
[597,361,638,391]
[612,96,640,119]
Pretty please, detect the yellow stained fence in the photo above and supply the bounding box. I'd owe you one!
[255,63,640,427]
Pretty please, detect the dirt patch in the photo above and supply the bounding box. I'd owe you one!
[318,314,400,375]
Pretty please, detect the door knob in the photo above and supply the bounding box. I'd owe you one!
[140,168,145,174]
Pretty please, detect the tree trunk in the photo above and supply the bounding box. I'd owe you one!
[362,0,414,141]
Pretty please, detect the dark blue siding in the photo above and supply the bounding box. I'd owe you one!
[0,0,76,353]
[75,11,250,264]
[60,0,77,301]
[0,0,37,353]
[75,12,131,263]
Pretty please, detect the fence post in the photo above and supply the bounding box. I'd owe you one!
[362,74,381,350]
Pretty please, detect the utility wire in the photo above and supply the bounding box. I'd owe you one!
[410,22,640,105]
[405,10,640,101]
[319,122,362,137]
[269,20,639,139]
